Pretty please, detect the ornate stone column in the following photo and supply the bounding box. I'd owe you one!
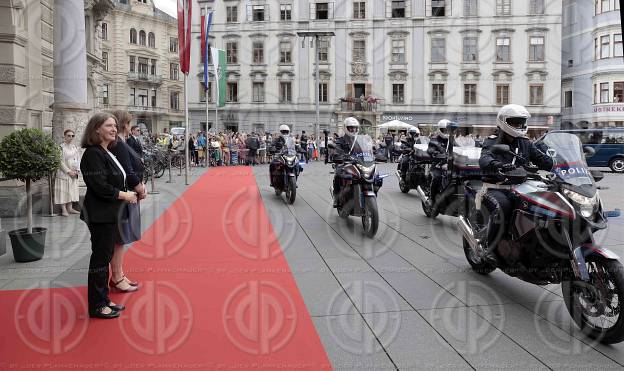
[52,0,90,143]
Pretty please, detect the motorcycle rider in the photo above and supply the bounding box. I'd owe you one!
[332,117,360,207]
[269,124,292,186]
[425,119,457,209]
[478,104,553,263]
[399,126,421,177]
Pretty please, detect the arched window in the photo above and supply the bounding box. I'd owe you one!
[139,30,146,46]
[148,32,155,48]
[130,28,137,44]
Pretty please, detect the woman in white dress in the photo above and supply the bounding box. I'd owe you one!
[55,129,80,216]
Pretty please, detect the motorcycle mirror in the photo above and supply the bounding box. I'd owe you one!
[583,146,596,158]
[491,144,511,154]
[590,169,604,182]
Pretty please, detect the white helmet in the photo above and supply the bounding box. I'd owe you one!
[497,104,530,138]
[279,124,290,135]
[344,117,360,137]
[408,126,420,138]
[436,119,452,139]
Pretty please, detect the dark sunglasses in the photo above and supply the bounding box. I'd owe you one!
[66,134,75,137]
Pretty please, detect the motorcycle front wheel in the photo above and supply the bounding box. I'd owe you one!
[285,177,296,204]
[399,179,410,193]
[462,237,496,275]
[362,197,379,238]
[562,256,624,344]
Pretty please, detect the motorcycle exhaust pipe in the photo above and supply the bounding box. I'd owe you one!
[457,215,479,251]
[416,186,428,202]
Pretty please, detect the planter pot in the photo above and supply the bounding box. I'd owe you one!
[8,227,46,262]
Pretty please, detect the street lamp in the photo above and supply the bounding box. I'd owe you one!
[297,31,335,141]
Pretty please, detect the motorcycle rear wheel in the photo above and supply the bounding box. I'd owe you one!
[562,256,624,344]
[399,180,410,193]
[462,237,496,275]
[362,198,379,238]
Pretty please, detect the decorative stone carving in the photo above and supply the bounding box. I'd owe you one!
[351,62,367,75]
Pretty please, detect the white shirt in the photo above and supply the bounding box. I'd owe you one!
[106,149,127,186]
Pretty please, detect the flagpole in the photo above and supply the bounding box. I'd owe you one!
[184,73,189,185]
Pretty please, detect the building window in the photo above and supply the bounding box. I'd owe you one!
[252,41,264,64]
[529,36,545,61]
[496,37,511,62]
[102,84,109,105]
[151,90,157,107]
[252,82,265,102]
[614,82,624,102]
[252,5,266,21]
[530,84,544,105]
[206,81,212,102]
[129,88,135,106]
[353,1,366,19]
[279,82,292,102]
[391,0,406,17]
[601,0,610,13]
[130,28,137,44]
[200,83,207,102]
[226,42,238,64]
[227,82,238,102]
[392,84,405,104]
[148,32,155,48]
[564,90,573,107]
[102,51,108,71]
[529,0,545,15]
[139,30,146,46]
[464,0,477,16]
[431,0,447,16]
[432,84,445,104]
[138,57,148,75]
[102,23,108,40]
[319,82,329,102]
[353,39,366,62]
[280,42,292,63]
[496,84,509,105]
[170,91,179,110]
[607,34,620,59]
[391,39,405,63]
[496,0,511,15]
[150,59,156,75]
[129,56,135,72]
[318,37,329,62]
[600,82,610,103]
[431,37,446,63]
[463,36,478,62]
[170,38,178,52]
[280,4,292,20]
[601,35,610,59]
[138,89,148,107]
[316,3,329,19]
[170,63,179,80]
[464,83,477,104]
[227,6,238,22]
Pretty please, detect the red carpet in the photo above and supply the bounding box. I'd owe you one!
[0,167,332,370]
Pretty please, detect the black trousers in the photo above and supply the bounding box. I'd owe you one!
[482,190,513,248]
[87,223,116,312]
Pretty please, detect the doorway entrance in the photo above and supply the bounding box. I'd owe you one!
[354,83,365,111]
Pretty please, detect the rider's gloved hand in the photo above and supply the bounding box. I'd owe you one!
[498,163,517,172]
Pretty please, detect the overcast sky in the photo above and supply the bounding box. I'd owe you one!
[154,0,176,17]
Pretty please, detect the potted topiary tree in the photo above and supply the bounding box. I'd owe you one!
[0,128,61,262]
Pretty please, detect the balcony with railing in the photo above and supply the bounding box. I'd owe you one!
[337,97,383,112]
[127,106,167,115]
[127,72,163,84]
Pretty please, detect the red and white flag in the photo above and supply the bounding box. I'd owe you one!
[177,0,192,75]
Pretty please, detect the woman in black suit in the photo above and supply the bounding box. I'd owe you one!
[80,113,138,319]
[109,110,145,293]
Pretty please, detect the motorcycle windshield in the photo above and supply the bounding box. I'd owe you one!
[282,136,297,156]
[537,132,594,187]
[350,135,375,164]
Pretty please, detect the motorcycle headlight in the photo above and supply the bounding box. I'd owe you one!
[562,188,599,218]
[356,164,376,178]
[284,155,296,166]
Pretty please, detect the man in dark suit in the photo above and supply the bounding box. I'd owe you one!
[127,125,143,157]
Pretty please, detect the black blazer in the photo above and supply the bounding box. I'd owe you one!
[127,135,143,157]
[80,145,127,224]
[109,139,142,188]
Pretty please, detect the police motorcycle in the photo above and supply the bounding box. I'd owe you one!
[416,122,482,218]
[270,136,303,204]
[326,132,388,238]
[396,142,432,194]
[458,131,624,344]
